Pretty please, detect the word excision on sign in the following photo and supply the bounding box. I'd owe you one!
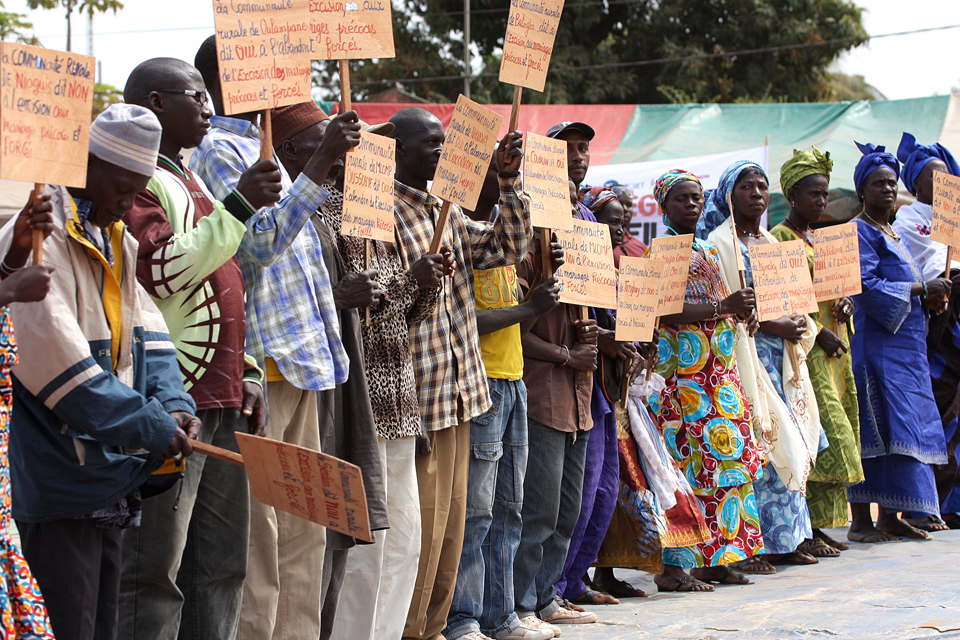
[813,221,861,301]
[341,131,396,242]
[499,0,564,91]
[309,0,395,59]
[648,234,692,315]
[430,95,502,210]
[616,256,664,343]
[523,132,572,230]
[748,239,818,322]
[553,219,617,308]
[932,169,960,249]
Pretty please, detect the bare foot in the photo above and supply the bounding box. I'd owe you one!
[655,565,714,592]
[765,551,818,565]
[813,528,850,551]
[904,515,950,532]
[877,516,931,540]
[847,522,900,543]
[690,565,751,585]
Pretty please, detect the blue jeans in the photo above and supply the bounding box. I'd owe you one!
[446,378,528,640]
[512,419,589,619]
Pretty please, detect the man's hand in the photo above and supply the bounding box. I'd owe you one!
[415,425,432,458]
[11,194,54,251]
[164,411,201,459]
[317,111,362,162]
[333,269,385,309]
[440,245,456,276]
[533,235,565,274]
[496,131,523,176]
[241,380,267,436]
[0,265,54,306]
[567,342,598,371]
[235,159,283,210]
[574,318,598,345]
[598,327,638,360]
[527,277,561,316]
[409,254,444,288]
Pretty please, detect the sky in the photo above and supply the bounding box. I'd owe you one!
[6,0,960,101]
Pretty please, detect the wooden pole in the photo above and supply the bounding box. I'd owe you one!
[191,440,245,467]
[30,183,43,265]
[540,229,552,279]
[339,60,352,113]
[364,239,371,326]
[945,247,953,279]
[429,201,453,254]
[619,355,632,410]
[508,85,522,133]
[644,318,660,383]
[259,110,272,162]
[580,305,593,382]
[727,191,747,290]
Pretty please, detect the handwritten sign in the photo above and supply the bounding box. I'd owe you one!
[212,0,313,115]
[0,43,94,188]
[499,0,564,92]
[236,433,371,542]
[523,132,572,230]
[617,256,664,342]
[813,222,861,301]
[931,170,960,249]
[341,131,395,242]
[430,94,502,210]
[648,234,692,315]
[748,239,818,322]
[554,219,617,308]
[309,0,394,59]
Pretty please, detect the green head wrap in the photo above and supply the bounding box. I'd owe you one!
[779,146,833,196]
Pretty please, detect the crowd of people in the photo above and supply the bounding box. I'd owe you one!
[0,35,955,640]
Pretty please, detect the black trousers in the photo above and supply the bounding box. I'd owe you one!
[17,518,122,640]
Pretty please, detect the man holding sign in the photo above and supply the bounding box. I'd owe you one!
[387,107,531,640]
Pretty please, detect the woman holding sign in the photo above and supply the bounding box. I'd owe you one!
[846,142,951,542]
[702,161,823,572]
[771,148,864,556]
[648,169,766,591]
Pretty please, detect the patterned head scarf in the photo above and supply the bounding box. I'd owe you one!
[579,186,619,214]
[896,132,960,194]
[853,141,900,197]
[696,160,768,239]
[779,146,833,195]
[654,169,702,214]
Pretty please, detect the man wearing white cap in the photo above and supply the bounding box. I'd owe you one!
[1,103,200,640]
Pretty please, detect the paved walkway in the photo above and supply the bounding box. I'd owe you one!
[558,527,960,640]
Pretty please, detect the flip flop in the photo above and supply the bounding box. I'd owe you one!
[654,575,714,593]
[797,538,840,558]
[596,580,647,598]
[905,515,950,532]
[570,588,619,605]
[730,557,776,574]
[768,551,819,566]
[814,531,850,551]
[691,566,751,585]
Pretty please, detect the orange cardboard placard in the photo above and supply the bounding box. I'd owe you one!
[523,132,572,230]
[931,169,960,249]
[212,0,313,115]
[235,432,371,542]
[648,234,692,315]
[554,219,617,308]
[813,221,861,301]
[616,256,664,343]
[0,43,94,188]
[749,239,818,322]
[341,131,396,242]
[309,0,395,60]
[498,0,564,92]
[430,95,502,211]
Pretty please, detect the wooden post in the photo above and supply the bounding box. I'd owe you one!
[429,201,452,254]
[619,355,632,410]
[540,228,552,279]
[579,305,593,382]
[191,440,245,467]
[259,109,272,162]
[364,239,372,326]
[945,247,953,279]
[339,60,352,113]
[30,183,44,265]
[508,84,522,133]
[644,318,660,383]
[727,191,747,290]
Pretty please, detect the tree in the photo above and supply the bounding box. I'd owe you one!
[0,3,40,45]
[26,0,123,52]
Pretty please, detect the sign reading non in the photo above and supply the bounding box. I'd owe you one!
[648,234,692,315]
[341,131,396,242]
[430,94,502,211]
[524,131,572,230]
[931,169,960,249]
[309,0,395,60]
[813,222,861,301]
[617,256,664,343]
[554,219,617,308]
[498,0,564,92]
[236,433,371,542]
[748,239,818,322]
[212,0,313,115]
[0,43,94,188]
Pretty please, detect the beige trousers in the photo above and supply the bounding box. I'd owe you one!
[403,422,470,640]
[237,380,326,640]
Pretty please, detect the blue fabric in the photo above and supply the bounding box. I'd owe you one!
[696,160,768,239]
[897,132,960,194]
[447,379,528,639]
[853,141,900,197]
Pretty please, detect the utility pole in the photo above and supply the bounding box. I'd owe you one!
[463,0,470,98]
[87,12,93,57]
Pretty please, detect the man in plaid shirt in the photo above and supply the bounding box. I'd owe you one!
[387,107,532,640]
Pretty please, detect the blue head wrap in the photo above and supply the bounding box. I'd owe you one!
[696,160,768,239]
[896,132,960,194]
[853,141,900,197]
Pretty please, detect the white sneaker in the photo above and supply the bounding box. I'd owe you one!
[520,615,560,637]
[540,605,597,625]
[458,632,493,640]
[499,620,554,640]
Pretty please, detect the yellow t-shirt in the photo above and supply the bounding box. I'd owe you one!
[474,266,524,380]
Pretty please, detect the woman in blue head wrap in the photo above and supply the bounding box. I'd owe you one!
[846,141,953,542]
[702,160,826,572]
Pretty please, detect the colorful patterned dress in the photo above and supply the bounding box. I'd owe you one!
[652,244,766,567]
[0,308,54,639]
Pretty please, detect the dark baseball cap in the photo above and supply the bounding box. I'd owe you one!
[546,121,595,140]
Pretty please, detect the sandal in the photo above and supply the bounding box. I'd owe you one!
[768,551,819,566]
[595,579,647,598]
[797,538,840,558]
[570,588,619,605]
[905,515,950,532]
[814,530,849,551]
[690,566,751,585]
[730,556,776,575]
[654,574,714,592]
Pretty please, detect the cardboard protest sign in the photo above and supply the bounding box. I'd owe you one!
[931,170,960,249]
[554,219,617,308]
[430,95,503,211]
[309,0,394,60]
[212,0,313,115]
[499,0,564,92]
[617,256,664,343]
[648,234,692,315]
[813,222,861,301]
[748,239,818,322]
[0,43,94,188]
[523,132,572,230]
[236,433,371,542]
[341,131,395,242]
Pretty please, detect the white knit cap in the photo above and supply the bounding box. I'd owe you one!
[88,104,162,178]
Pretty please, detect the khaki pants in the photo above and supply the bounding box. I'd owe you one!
[403,421,470,640]
[238,380,326,640]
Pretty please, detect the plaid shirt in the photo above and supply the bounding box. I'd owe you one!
[188,116,348,391]
[393,177,531,431]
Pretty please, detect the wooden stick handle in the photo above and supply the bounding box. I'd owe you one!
[644,318,660,383]
[364,238,371,327]
[619,355,632,409]
[191,440,245,467]
[727,191,747,289]
[340,60,352,113]
[30,183,44,265]
[540,228,552,279]
[946,246,953,279]
[429,201,452,255]
[259,110,272,162]
[508,85,522,133]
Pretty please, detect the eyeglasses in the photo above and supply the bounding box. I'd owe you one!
[148,89,208,108]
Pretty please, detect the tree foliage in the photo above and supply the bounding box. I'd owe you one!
[27,0,123,52]
[0,3,40,45]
